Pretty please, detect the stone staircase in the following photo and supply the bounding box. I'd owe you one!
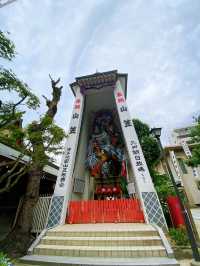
[19,223,179,266]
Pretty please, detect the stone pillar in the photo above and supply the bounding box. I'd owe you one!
[114,80,167,230]
[47,86,84,228]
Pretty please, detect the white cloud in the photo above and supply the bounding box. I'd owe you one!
[0,0,200,147]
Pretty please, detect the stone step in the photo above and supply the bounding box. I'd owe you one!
[33,244,166,258]
[19,255,180,266]
[47,223,158,238]
[47,230,158,237]
[41,236,162,246]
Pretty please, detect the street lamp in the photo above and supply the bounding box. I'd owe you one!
[150,127,200,262]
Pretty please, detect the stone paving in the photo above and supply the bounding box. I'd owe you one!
[14,258,192,266]
[179,260,192,266]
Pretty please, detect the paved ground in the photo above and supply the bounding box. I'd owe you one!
[14,259,192,266]
[191,208,200,237]
[179,260,192,266]
[179,208,200,266]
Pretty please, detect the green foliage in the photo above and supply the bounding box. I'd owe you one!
[140,136,161,170]
[132,118,176,218]
[186,121,200,167]
[132,119,161,171]
[0,31,40,131]
[169,227,189,246]
[0,69,40,130]
[0,69,39,109]
[152,172,175,215]
[26,118,66,166]
[0,251,12,266]
[0,121,24,147]
[132,119,150,141]
[0,31,65,193]
[153,172,175,201]
[0,31,15,60]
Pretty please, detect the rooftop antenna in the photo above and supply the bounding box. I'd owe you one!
[0,0,17,8]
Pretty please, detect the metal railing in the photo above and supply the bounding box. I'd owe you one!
[31,195,52,235]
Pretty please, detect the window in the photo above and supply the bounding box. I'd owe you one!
[177,158,188,174]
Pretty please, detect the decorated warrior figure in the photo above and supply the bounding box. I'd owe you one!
[85,110,128,197]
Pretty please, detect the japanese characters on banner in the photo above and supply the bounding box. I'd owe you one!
[114,81,154,191]
[169,151,182,184]
[54,90,84,196]
[181,140,199,178]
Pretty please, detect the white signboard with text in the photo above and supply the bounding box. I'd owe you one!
[181,140,199,178]
[169,150,182,184]
[114,80,167,229]
[47,87,84,226]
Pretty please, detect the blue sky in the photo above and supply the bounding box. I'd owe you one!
[1,0,200,145]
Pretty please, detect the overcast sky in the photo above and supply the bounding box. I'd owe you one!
[1,0,200,146]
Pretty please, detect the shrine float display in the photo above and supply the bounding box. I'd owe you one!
[85,110,128,199]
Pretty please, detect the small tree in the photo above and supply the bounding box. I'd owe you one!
[0,31,66,256]
[186,118,200,167]
[0,31,40,192]
[0,76,65,256]
[0,31,39,136]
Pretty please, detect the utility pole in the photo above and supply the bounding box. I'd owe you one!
[0,0,17,8]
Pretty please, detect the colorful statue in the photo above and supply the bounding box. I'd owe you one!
[85,110,126,184]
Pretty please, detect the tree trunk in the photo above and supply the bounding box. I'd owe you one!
[16,165,42,233]
[0,165,43,257]
[0,77,63,257]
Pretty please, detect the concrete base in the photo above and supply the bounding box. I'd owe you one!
[20,255,180,266]
[191,259,200,266]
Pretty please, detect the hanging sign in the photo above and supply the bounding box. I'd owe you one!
[181,140,199,178]
[169,150,182,184]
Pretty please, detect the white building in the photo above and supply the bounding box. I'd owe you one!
[156,125,200,206]
[171,125,195,145]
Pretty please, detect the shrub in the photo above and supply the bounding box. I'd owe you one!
[0,252,13,266]
[169,227,189,246]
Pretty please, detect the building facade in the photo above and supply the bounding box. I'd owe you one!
[0,142,58,238]
[155,126,200,206]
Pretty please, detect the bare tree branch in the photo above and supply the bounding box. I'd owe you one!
[0,95,27,128]
[45,75,63,119]
[0,141,31,185]
[0,159,16,168]
[0,166,27,193]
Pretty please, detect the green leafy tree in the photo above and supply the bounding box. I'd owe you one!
[133,119,175,219]
[132,119,161,172]
[0,76,65,256]
[0,31,15,60]
[0,31,39,136]
[186,119,200,167]
[0,30,40,191]
[0,31,66,255]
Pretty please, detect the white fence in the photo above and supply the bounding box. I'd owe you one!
[31,195,52,235]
